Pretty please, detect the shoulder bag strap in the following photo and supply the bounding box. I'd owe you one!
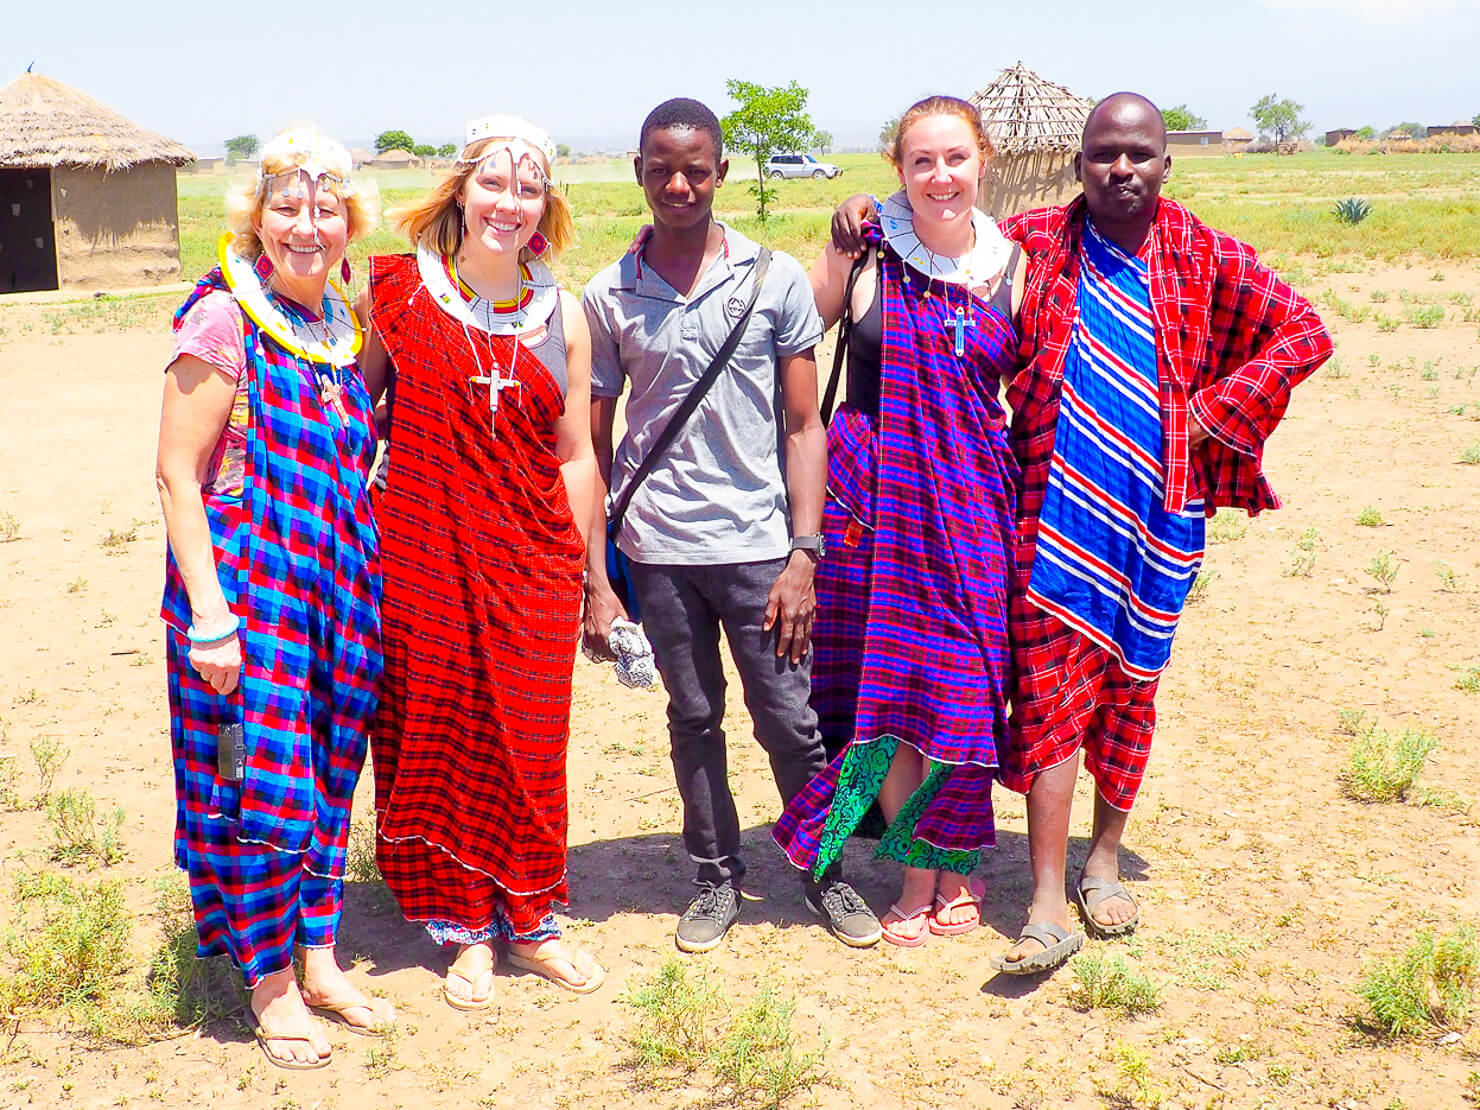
[608,247,772,539]
[819,253,867,426]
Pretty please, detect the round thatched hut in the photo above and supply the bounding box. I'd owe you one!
[968,62,1094,219]
[0,72,194,293]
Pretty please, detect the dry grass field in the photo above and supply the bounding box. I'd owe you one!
[1,150,1478,1110]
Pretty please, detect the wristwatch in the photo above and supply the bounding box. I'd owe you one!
[790,533,826,561]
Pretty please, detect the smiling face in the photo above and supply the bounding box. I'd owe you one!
[1076,95,1171,239]
[458,143,549,262]
[895,113,986,226]
[252,171,349,291]
[636,125,727,235]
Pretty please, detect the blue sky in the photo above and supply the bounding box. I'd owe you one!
[6,0,1479,154]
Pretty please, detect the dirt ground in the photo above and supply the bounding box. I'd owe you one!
[1,257,1478,1109]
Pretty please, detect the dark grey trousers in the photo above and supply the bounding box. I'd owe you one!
[630,557,831,889]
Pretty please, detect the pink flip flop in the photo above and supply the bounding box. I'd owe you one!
[880,902,933,948]
[930,876,985,936]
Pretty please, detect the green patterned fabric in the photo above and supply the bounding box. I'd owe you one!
[811,737,980,878]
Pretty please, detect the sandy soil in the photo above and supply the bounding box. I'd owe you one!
[0,260,1478,1109]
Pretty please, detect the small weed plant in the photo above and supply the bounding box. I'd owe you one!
[347,816,383,885]
[1375,313,1401,333]
[30,736,69,806]
[0,510,19,542]
[0,869,131,1014]
[1356,506,1384,527]
[1461,441,1480,465]
[1185,569,1214,605]
[623,959,825,1107]
[46,789,126,866]
[1406,305,1445,329]
[1069,950,1162,1016]
[1284,526,1320,577]
[1206,509,1248,544]
[0,751,20,809]
[1455,666,1480,694]
[1356,925,1479,1037]
[1366,552,1401,592]
[1333,197,1372,225]
[1335,707,1370,735]
[1339,721,1438,802]
[1436,561,1462,591]
[100,525,139,551]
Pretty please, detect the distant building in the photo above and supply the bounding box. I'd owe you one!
[370,148,423,168]
[968,61,1095,217]
[0,71,194,293]
[1166,129,1224,155]
[1427,122,1477,138]
[1325,128,1357,146]
[1224,126,1253,154]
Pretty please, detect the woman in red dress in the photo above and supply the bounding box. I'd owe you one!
[358,115,602,1009]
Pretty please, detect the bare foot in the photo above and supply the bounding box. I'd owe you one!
[251,968,330,1067]
[444,942,496,1009]
[299,946,396,1031]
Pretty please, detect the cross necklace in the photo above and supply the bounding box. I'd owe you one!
[460,318,521,439]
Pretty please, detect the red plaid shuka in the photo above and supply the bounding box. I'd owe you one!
[1001,196,1332,517]
[368,255,585,935]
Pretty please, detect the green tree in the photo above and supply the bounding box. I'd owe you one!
[1387,121,1426,139]
[810,129,834,154]
[879,115,900,150]
[1473,112,1480,128]
[720,78,814,221]
[412,144,436,158]
[1162,104,1207,131]
[1249,94,1311,150]
[375,129,416,154]
[223,134,259,162]
[437,143,456,158]
[556,142,572,158]
[1355,125,1377,140]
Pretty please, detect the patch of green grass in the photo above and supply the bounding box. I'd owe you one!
[1206,509,1248,544]
[1339,723,1438,802]
[1356,506,1384,527]
[1460,441,1480,465]
[1283,526,1320,577]
[0,869,132,1015]
[45,789,126,866]
[1069,950,1162,1016]
[1356,925,1479,1037]
[622,959,826,1107]
[1455,666,1480,694]
[1406,305,1446,329]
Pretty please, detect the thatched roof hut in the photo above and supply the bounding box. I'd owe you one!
[0,71,194,293]
[969,62,1094,217]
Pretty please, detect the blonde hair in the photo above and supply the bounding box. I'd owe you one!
[885,96,995,169]
[389,136,574,262]
[224,125,379,260]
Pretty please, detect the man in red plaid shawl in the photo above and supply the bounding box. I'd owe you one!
[989,93,1331,972]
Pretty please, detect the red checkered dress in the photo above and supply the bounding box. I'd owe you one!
[997,198,1331,810]
[368,255,585,935]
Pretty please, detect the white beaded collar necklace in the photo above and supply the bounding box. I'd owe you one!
[417,244,558,336]
[218,233,361,368]
[877,190,1010,289]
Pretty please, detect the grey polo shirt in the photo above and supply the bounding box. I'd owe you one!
[583,224,823,565]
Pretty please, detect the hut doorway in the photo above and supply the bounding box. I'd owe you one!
[0,167,58,293]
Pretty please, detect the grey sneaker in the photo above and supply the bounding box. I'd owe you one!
[675,884,740,953]
[804,877,882,948]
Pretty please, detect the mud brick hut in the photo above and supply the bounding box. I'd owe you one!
[0,71,194,293]
[968,62,1094,219]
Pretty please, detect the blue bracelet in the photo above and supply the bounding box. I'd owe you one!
[187,615,240,645]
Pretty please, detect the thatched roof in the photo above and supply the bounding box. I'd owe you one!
[372,148,421,164]
[969,62,1094,155]
[0,72,194,171]
[1225,126,1253,140]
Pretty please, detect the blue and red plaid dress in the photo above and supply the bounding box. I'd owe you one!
[774,225,1017,874]
[162,270,381,987]
[368,254,585,940]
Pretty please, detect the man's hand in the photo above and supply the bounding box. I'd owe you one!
[763,552,817,664]
[582,582,628,662]
[830,194,878,258]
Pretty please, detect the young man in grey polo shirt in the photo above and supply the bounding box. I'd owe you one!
[582,98,880,952]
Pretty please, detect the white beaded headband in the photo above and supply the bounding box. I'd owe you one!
[457,114,558,170]
[255,127,356,197]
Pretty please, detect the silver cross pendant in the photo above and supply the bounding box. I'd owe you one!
[469,365,521,438]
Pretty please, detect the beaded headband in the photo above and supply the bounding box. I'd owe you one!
[457,114,558,169]
[255,127,356,198]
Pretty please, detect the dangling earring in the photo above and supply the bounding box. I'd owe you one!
[341,257,352,284]
[254,252,274,284]
[527,230,549,258]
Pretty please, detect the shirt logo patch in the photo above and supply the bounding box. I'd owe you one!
[725,296,747,319]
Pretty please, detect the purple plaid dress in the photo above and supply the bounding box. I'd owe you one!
[774,225,1018,877]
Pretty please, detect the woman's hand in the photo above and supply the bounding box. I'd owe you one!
[189,632,242,695]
